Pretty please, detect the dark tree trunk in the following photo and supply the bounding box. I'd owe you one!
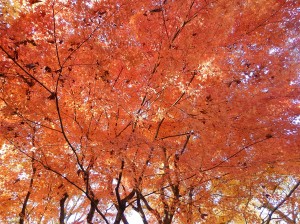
[87,199,99,224]
[19,162,36,224]
[59,193,69,224]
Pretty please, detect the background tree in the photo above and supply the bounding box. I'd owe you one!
[0,0,299,223]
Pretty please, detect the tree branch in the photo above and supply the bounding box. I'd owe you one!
[0,45,53,94]
[52,3,62,68]
[154,118,165,140]
[59,193,69,224]
[265,180,300,224]
[8,139,109,224]
[202,137,270,172]
[19,154,36,224]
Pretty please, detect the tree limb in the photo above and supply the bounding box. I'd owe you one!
[265,180,300,224]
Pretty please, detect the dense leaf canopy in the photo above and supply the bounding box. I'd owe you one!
[0,0,299,223]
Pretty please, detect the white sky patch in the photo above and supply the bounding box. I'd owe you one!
[291,115,300,125]
[126,210,144,224]
[0,144,8,158]
[268,47,281,55]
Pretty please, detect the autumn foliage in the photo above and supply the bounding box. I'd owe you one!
[0,0,299,223]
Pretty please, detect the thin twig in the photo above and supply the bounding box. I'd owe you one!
[202,137,271,172]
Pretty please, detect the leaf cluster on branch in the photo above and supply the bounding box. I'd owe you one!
[0,0,299,223]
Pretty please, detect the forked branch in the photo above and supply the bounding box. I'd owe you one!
[265,180,300,224]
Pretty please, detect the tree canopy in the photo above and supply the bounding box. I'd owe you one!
[0,0,299,223]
